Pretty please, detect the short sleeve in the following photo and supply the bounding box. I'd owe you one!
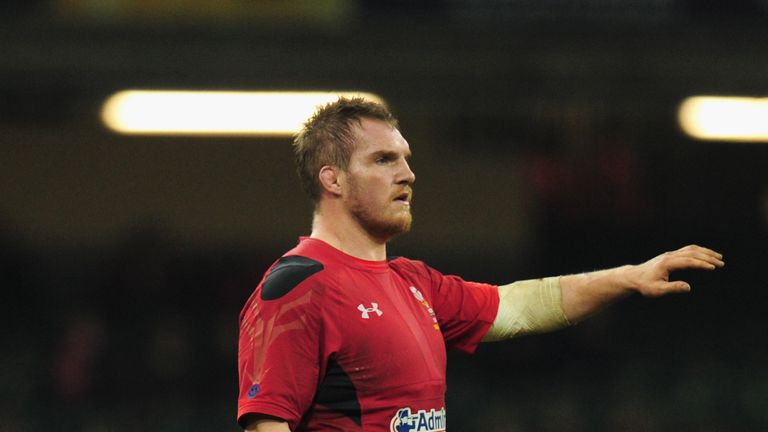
[237,269,324,430]
[392,259,500,354]
[428,268,500,353]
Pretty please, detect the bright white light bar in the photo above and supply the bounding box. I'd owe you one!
[101,90,385,136]
[678,96,768,142]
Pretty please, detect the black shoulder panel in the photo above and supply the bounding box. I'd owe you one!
[261,256,324,301]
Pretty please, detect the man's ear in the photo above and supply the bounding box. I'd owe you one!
[318,165,343,197]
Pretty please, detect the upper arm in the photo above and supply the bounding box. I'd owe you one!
[237,256,326,429]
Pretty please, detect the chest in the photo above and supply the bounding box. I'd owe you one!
[322,270,446,390]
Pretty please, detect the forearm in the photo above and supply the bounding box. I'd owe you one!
[560,265,636,323]
[483,245,723,340]
[481,270,631,341]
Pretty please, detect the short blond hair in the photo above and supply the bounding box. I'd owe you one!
[293,97,398,203]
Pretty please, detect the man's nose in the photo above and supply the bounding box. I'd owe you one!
[399,159,416,185]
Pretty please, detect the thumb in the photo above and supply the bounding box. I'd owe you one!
[662,281,691,293]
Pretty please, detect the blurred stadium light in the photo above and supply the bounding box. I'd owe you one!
[101,90,384,136]
[679,96,768,142]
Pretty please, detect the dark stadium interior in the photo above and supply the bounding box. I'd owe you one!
[2,1,768,430]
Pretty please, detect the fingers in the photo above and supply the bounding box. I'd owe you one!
[664,256,718,272]
[674,256,722,270]
[677,244,724,263]
[667,245,725,270]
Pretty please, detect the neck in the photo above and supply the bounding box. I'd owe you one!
[310,207,388,261]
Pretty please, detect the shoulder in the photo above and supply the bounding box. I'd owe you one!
[388,256,439,280]
[260,255,326,301]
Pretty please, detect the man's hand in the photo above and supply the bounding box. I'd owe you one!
[628,244,725,297]
[560,244,724,323]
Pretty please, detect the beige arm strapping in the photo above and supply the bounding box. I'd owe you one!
[482,276,571,342]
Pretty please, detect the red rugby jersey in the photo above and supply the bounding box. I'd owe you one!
[237,237,499,431]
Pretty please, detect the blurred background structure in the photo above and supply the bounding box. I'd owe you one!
[2,1,768,431]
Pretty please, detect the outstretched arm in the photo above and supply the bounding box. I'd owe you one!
[560,244,724,323]
[482,244,724,341]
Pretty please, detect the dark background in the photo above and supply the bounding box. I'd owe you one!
[1,1,767,430]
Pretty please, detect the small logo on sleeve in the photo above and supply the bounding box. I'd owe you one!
[247,383,261,399]
[358,303,383,319]
[390,407,446,432]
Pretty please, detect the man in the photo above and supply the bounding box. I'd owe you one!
[237,97,724,431]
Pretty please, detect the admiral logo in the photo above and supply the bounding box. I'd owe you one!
[389,407,446,432]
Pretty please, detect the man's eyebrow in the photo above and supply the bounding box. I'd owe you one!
[369,150,399,159]
[370,149,411,158]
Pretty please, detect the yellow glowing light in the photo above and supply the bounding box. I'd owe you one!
[678,96,768,142]
[101,90,385,136]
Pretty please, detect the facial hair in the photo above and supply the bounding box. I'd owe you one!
[346,177,413,242]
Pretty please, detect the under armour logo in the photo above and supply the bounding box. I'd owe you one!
[358,303,383,319]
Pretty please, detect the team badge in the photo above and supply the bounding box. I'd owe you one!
[390,407,446,432]
[409,286,440,330]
